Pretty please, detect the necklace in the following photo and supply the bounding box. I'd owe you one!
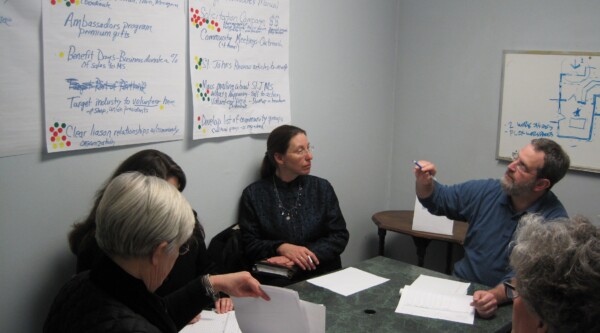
[273,176,303,221]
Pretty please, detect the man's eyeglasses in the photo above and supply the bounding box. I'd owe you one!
[503,281,520,300]
[291,145,315,157]
[511,151,536,175]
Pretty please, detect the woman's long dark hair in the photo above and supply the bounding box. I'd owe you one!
[260,125,306,179]
[68,149,189,257]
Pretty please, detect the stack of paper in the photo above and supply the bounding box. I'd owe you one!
[232,285,325,333]
[395,275,474,324]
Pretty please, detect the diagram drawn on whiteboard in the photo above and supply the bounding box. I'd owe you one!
[498,51,600,173]
[553,56,600,142]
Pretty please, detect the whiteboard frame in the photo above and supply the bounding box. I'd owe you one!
[496,50,600,174]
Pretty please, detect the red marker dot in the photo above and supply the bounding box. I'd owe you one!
[53,131,59,137]
[49,127,55,132]
[215,22,219,27]
[197,116,201,121]
[217,28,221,32]
[211,20,214,24]
[195,9,199,14]
[58,128,63,133]
[51,137,56,142]
[66,141,72,147]
[62,135,67,141]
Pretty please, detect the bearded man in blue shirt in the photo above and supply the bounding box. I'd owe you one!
[413,138,570,318]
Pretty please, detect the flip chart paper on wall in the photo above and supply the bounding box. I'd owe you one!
[189,0,291,139]
[412,196,453,235]
[0,0,43,157]
[42,0,186,153]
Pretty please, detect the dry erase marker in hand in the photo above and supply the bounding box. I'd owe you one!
[413,160,437,181]
[307,255,314,265]
[413,160,424,170]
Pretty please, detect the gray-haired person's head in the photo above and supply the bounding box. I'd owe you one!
[95,172,195,258]
[510,214,600,333]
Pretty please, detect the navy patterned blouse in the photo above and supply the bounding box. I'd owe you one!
[238,174,349,276]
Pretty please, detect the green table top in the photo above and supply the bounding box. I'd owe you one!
[287,256,512,333]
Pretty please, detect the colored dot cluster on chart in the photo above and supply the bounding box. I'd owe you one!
[48,122,72,150]
[50,0,80,7]
[195,82,211,102]
[196,116,206,133]
[190,8,221,32]
[194,56,203,70]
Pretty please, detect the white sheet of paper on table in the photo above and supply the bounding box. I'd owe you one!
[395,274,474,325]
[179,310,242,333]
[307,267,389,296]
[396,285,475,324]
[410,274,470,295]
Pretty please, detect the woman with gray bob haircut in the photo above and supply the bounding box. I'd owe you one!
[509,214,600,333]
[44,172,269,333]
[95,171,195,261]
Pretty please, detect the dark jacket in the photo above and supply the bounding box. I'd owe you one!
[44,257,210,333]
[74,214,218,297]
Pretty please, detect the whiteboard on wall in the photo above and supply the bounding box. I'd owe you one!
[497,50,600,173]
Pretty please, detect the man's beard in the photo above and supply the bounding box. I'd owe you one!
[500,174,536,197]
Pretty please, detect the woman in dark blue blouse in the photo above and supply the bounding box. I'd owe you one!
[238,125,349,286]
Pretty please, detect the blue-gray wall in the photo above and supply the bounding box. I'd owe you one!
[386,0,600,266]
[2,1,600,332]
[0,1,397,332]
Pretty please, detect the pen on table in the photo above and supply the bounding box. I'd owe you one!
[413,160,437,181]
